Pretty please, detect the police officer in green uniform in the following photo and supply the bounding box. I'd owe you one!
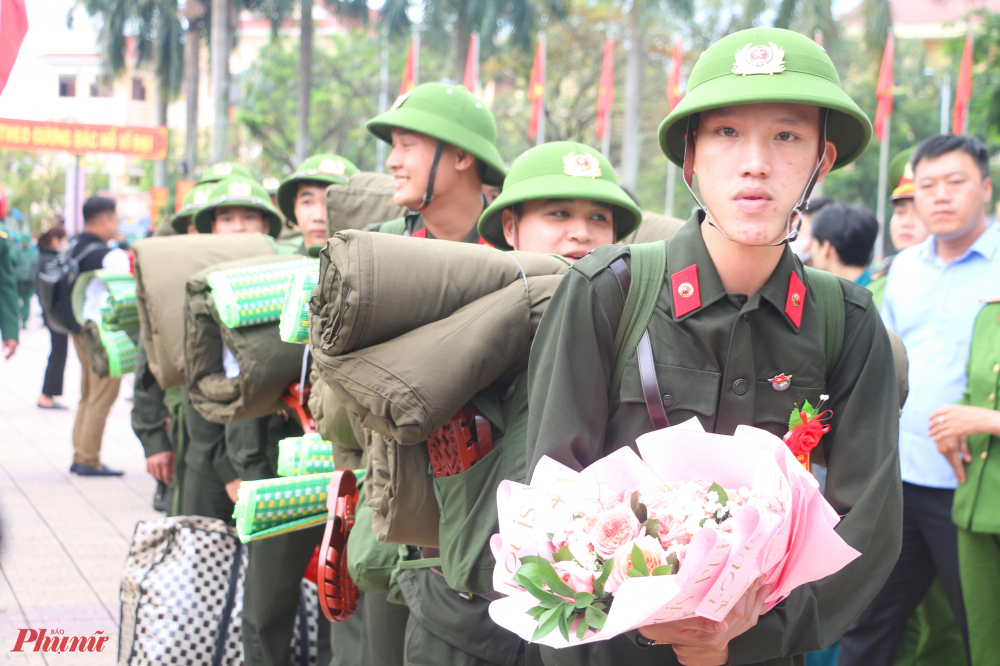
[344,82,506,666]
[0,226,18,360]
[232,153,358,666]
[928,299,1000,666]
[526,28,902,666]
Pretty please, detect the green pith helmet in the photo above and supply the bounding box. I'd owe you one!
[277,154,361,223]
[197,161,255,185]
[888,148,915,201]
[192,176,283,238]
[478,142,641,250]
[366,82,506,186]
[658,28,872,170]
[170,182,216,234]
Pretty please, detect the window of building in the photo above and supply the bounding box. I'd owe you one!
[131,77,146,101]
[90,78,112,97]
[58,75,76,97]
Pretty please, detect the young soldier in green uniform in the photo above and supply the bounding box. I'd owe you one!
[386,141,640,666]
[232,153,358,666]
[929,298,1000,666]
[0,226,18,360]
[526,28,902,666]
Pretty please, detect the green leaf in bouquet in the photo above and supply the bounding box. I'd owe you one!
[592,602,606,611]
[585,606,608,629]
[557,606,571,641]
[573,592,596,608]
[631,543,649,576]
[576,617,591,639]
[533,606,562,641]
[531,557,579,599]
[526,605,548,620]
[708,482,729,506]
[652,565,675,576]
[644,518,659,538]
[516,561,544,588]
[593,559,613,597]
[630,491,648,523]
[553,545,573,562]
[788,400,814,429]
[666,552,679,571]
[516,572,562,606]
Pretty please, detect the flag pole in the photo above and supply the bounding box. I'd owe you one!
[537,31,546,146]
[875,113,891,262]
[413,30,420,87]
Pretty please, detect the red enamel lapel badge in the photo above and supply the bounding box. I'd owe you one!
[784,272,806,328]
[671,265,701,317]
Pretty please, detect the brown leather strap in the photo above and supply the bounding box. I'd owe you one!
[610,258,669,430]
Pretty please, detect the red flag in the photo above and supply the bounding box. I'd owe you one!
[667,38,684,112]
[399,37,417,96]
[953,32,973,135]
[596,38,614,139]
[874,33,894,141]
[463,32,479,93]
[528,35,546,139]
[0,0,29,96]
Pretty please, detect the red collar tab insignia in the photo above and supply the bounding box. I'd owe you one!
[671,265,701,318]
[769,374,792,391]
[784,272,806,328]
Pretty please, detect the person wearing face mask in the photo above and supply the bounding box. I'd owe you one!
[526,28,902,666]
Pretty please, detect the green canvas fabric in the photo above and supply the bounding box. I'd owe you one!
[233,472,334,543]
[325,173,407,238]
[658,28,872,169]
[171,182,216,235]
[277,434,335,477]
[206,258,317,329]
[79,320,137,378]
[184,254,308,424]
[277,154,360,223]
[478,141,641,249]
[309,229,569,358]
[197,161,254,184]
[193,176,284,238]
[132,233,276,389]
[71,270,139,332]
[366,82,506,186]
[308,370,366,466]
[279,262,320,344]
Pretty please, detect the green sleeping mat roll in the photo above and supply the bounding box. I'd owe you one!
[71,270,139,332]
[279,261,320,344]
[277,433,335,477]
[206,259,313,329]
[233,472,333,543]
[80,320,137,378]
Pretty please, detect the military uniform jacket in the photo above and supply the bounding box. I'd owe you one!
[526,213,903,666]
[0,230,19,342]
[952,301,1000,534]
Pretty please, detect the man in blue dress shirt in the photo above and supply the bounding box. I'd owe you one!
[839,134,999,665]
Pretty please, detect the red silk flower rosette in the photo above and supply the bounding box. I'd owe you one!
[782,398,831,471]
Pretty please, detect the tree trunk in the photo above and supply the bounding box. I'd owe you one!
[296,0,313,164]
[455,10,469,84]
[210,0,230,162]
[153,91,168,187]
[621,1,644,193]
[183,2,201,176]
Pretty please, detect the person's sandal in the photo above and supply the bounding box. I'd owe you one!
[37,401,68,410]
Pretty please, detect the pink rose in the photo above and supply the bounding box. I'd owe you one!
[591,507,641,559]
[551,561,595,595]
[606,536,667,594]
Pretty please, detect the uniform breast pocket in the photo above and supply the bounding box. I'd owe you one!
[620,361,721,426]
[753,380,826,438]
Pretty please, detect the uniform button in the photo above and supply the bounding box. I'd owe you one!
[733,378,749,395]
[981,451,988,461]
[662,394,674,408]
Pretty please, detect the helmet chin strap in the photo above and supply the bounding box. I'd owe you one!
[417,140,446,211]
[680,108,830,247]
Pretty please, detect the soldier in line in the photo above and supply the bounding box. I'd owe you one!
[0,225,18,360]
[526,28,902,666]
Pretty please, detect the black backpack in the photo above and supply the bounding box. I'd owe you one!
[36,240,106,335]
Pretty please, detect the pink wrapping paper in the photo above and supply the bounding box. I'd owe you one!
[488,419,860,648]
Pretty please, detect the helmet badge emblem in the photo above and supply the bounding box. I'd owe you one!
[213,163,233,176]
[390,91,411,110]
[732,42,786,76]
[193,188,211,205]
[563,152,602,179]
[319,159,346,176]
[228,181,252,197]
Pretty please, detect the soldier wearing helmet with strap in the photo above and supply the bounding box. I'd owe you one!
[525,28,902,666]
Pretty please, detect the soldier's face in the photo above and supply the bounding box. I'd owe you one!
[387,128,437,208]
[294,183,329,248]
[889,199,928,251]
[212,206,268,235]
[501,199,615,260]
[693,103,836,246]
[913,150,992,242]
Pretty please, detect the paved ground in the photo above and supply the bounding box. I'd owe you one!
[0,302,159,664]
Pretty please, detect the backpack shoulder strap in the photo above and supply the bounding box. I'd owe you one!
[608,241,668,423]
[803,267,845,378]
[72,241,107,266]
[378,218,407,236]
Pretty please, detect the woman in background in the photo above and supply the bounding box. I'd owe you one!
[35,226,69,409]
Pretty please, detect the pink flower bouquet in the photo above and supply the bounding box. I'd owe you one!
[488,419,860,648]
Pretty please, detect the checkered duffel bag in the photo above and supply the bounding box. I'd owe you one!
[118,516,320,666]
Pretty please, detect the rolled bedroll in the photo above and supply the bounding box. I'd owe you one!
[309,229,570,357]
[279,262,320,344]
[79,320,137,379]
[133,233,276,389]
[619,210,685,244]
[184,254,311,424]
[325,172,406,236]
[71,270,140,333]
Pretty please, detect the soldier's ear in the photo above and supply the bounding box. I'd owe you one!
[501,208,517,246]
[453,147,477,173]
[817,140,838,182]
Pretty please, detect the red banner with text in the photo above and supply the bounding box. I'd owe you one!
[0,118,167,160]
